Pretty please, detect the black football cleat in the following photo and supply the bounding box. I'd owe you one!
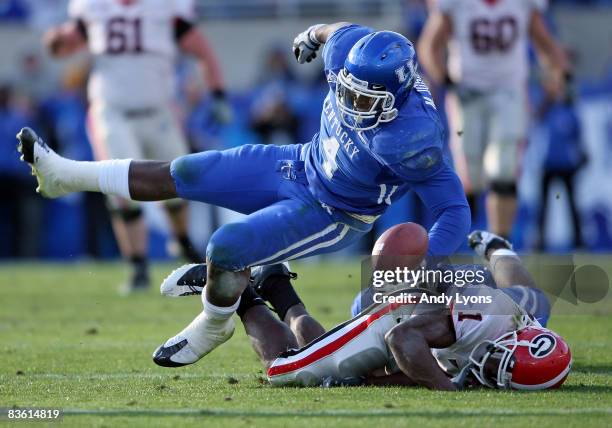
[468,230,512,260]
[152,339,192,367]
[160,263,206,297]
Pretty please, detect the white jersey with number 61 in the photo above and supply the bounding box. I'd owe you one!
[69,0,194,109]
[437,0,547,91]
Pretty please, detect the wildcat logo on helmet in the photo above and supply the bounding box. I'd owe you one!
[529,333,557,358]
[395,61,417,86]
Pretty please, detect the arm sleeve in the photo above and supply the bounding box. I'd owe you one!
[411,164,471,256]
[322,24,374,76]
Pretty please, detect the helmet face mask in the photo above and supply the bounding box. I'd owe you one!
[469,331,519,389]
[336,68,398,131]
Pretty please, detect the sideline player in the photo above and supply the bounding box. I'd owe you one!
[44,0,230,292]
[158,231,570,390]
[17,22,470,367]
[418,0,569,238]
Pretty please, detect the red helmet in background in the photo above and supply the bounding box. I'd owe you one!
[469,325,572,390]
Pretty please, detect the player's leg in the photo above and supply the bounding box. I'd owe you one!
[447,90,488,219]
[158,261,326,346]
[16,128,305,206]
[154,195,367,366]
[239,289,299,369]
[252,264,325,346]
[141,107,202,262]
[154,274,299,368]
[268,306,396,387]
[483,88,527,239]
[468,230,535,289]
[87,104,151,291]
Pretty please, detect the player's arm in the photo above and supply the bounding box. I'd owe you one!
[372,125,471,256]
[178,24,225,94]
[417,10,453,86]
[384,311,456,390]
[292,22,351,64]
[43,20,87,58]
[529,10,571,95]
[411,164,471,256]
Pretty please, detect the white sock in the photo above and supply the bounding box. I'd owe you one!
[97,159,132,199]
[172,295,240,355]
[58,157,132,199]
[490,248,520,271]
[202,293,241,322]
[491,248,518,259]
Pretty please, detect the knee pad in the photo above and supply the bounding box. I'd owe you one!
[489,180,517,197]
[206,222,256,271]
[484,139,518,183]
[106,197,143,222]
[251,263,297,291]
[164,198,185,214]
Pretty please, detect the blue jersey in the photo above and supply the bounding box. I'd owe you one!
[303,25,470,255]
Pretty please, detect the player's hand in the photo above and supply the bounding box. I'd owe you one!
[321,376,365,388]
[292,25,323,64]
[451,363,478,390]
[210,90,232,125]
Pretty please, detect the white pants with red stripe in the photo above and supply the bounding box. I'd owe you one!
[267,303,405,386]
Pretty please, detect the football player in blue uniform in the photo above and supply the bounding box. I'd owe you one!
[16,22,469,366]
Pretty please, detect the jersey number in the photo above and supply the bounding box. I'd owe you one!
[322,137,340,179]
[106,17,143,54]
[470,16,518,54]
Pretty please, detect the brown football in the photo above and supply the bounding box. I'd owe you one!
[372,222,428,271]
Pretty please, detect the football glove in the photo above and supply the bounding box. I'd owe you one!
[293,24,324,64]
[468,230,512,261]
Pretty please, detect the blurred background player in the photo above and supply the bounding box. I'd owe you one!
[43,0,230,292]
[418,0,570,239]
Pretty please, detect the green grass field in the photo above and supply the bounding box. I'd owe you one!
[1,261,611,427]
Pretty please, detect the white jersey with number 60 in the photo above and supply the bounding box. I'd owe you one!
[69,0,194,109]
[437,0,547,91]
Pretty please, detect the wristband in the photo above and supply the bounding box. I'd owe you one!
[307,24,325,45]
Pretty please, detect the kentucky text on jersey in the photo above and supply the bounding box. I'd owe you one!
[322,98,360,160]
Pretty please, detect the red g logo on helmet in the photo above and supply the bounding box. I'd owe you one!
[510,328,572,390]
[528,333,556,358]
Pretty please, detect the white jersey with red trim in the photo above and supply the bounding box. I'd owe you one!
[268,300,416,386]
[431,286,526,377]
[268,287,527,386]
[436,0,547,90]
[69,0,195,109]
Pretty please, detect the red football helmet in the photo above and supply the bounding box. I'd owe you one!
[469,325,572,390]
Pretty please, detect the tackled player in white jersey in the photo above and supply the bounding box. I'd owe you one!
[418,0,570,239]
[44,0,230,292]
[157,229,571,391]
